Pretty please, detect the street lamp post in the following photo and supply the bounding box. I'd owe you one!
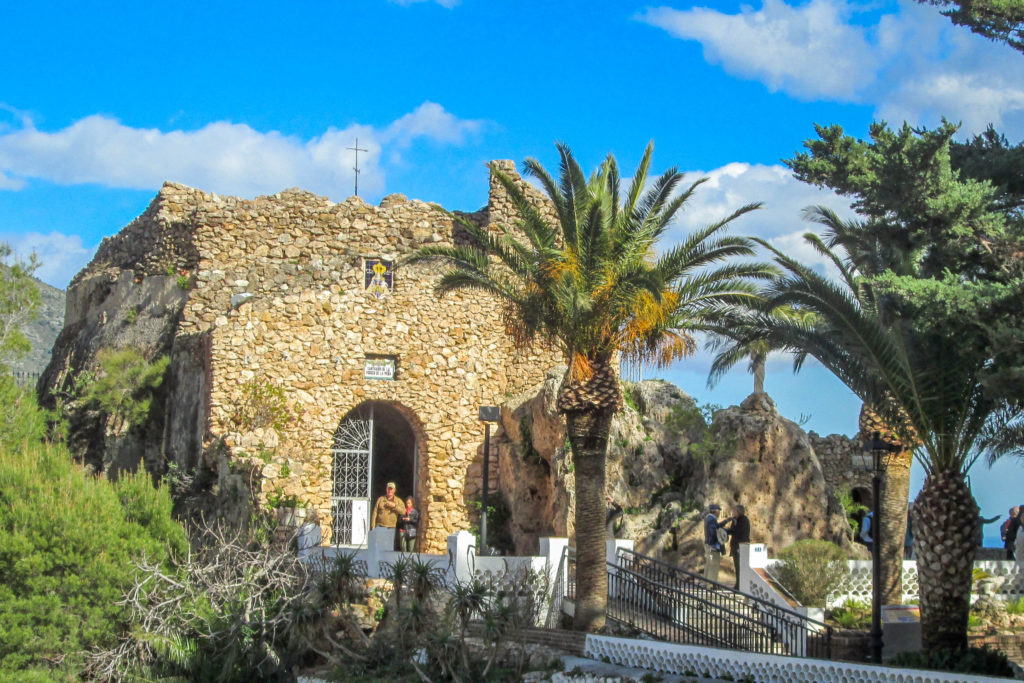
[478,406,500,554]
[863,430,898,664]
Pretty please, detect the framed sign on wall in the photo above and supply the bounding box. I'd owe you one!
[364,258,394,299]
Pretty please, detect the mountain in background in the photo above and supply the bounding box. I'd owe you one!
[10,278,65,381]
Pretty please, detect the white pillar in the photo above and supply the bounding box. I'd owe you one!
[740,542,766,594]
[540,537,569,574]
[607,538,634,566]
[366,526,394,577]
[447,530,476,584]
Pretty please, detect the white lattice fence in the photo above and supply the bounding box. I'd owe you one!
[584,634,1005,683]
[826,560,1022,608]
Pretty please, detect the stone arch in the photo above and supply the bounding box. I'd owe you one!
[851,486,872,509]
[331,400,429,547]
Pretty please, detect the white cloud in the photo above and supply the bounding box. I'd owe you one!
[0,102,485,201]
[638,0,880,100]
[0,170,25,190]
[648,161,854,376]
[638,0,1024,138]
[669,161,854,248]
[4,231,95,290]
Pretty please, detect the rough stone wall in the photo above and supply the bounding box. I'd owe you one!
[810,431,874,500]
[45,165,561,553]
[494,380,855,568]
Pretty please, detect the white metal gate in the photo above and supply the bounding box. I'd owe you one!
[331,406,374,546]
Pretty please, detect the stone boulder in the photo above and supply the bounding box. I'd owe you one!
[494,378,853,569]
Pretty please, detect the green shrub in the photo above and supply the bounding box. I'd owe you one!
[78,348,170,432]
[0,441,184,677]
[772,539,848,607]
[0,373,49,448]
[113,470,188,558]
[230,379,291,433]
[1005,596,1024,615]
[892,645,1014,677]
[829,598,870,629]
[837,488,868,535]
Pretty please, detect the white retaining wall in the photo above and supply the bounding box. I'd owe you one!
[584,634,1006,683]
[740,543,1024,609]
[302,529,579,625]
[829,559,1024,608]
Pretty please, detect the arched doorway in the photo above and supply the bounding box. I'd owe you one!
[331,401,418,546]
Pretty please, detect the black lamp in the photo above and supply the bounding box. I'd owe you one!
[478,406,500,554]
[863,430,899,664]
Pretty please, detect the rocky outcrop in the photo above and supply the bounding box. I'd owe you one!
[11,277,65,379]
[493,380,854,572]
[40,269,187,475]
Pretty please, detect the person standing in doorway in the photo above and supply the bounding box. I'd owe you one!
[724,504,751,590]
[703,503,727,583]
[397,496,420,553]
[371,482,402,550]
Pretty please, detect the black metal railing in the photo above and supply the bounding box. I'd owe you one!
[563,547,832,659]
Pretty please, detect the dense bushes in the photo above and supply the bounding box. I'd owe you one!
[0,374,49,447]
[91,523,319,682]
[892,645,1014,677]
[772,539,848,607]
[0,441,185,678]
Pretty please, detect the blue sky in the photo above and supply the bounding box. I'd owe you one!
[2,0,1022,537]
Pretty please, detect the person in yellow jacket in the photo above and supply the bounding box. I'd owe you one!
[371,482,403,550]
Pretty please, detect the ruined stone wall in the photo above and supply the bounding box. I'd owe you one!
[144,169,557,552]
[43,162,561,552]
[810,431,874,500]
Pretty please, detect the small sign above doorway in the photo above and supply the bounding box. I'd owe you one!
[364,356,397,380]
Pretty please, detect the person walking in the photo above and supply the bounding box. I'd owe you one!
[703,503,727,583]
[370,482,403,550]
[859,510,874,552]
[1001,506,1020,561]
[397,496,420,553]
[605,496,623,540]
[1015,506,1024,567]
[724,504,751,590]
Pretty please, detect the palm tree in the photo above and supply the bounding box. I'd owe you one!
[707,304,815,395]
[711,299,915,607]
[748,206,1022,652]
[409,142,773,630]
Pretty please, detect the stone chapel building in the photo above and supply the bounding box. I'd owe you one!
[41,163,559,553]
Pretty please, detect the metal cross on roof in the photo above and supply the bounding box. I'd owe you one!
[347,138,368,197]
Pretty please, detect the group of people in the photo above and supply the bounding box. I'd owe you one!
[370,481,420,552]
[704,503,750,589]
[1002,505,1024,561]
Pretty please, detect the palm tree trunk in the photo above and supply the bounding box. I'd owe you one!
[752,352,766,395]
[913,471,978,653]
[858,405,914,607]
[878,448,912,606]
[566,408,613,632]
